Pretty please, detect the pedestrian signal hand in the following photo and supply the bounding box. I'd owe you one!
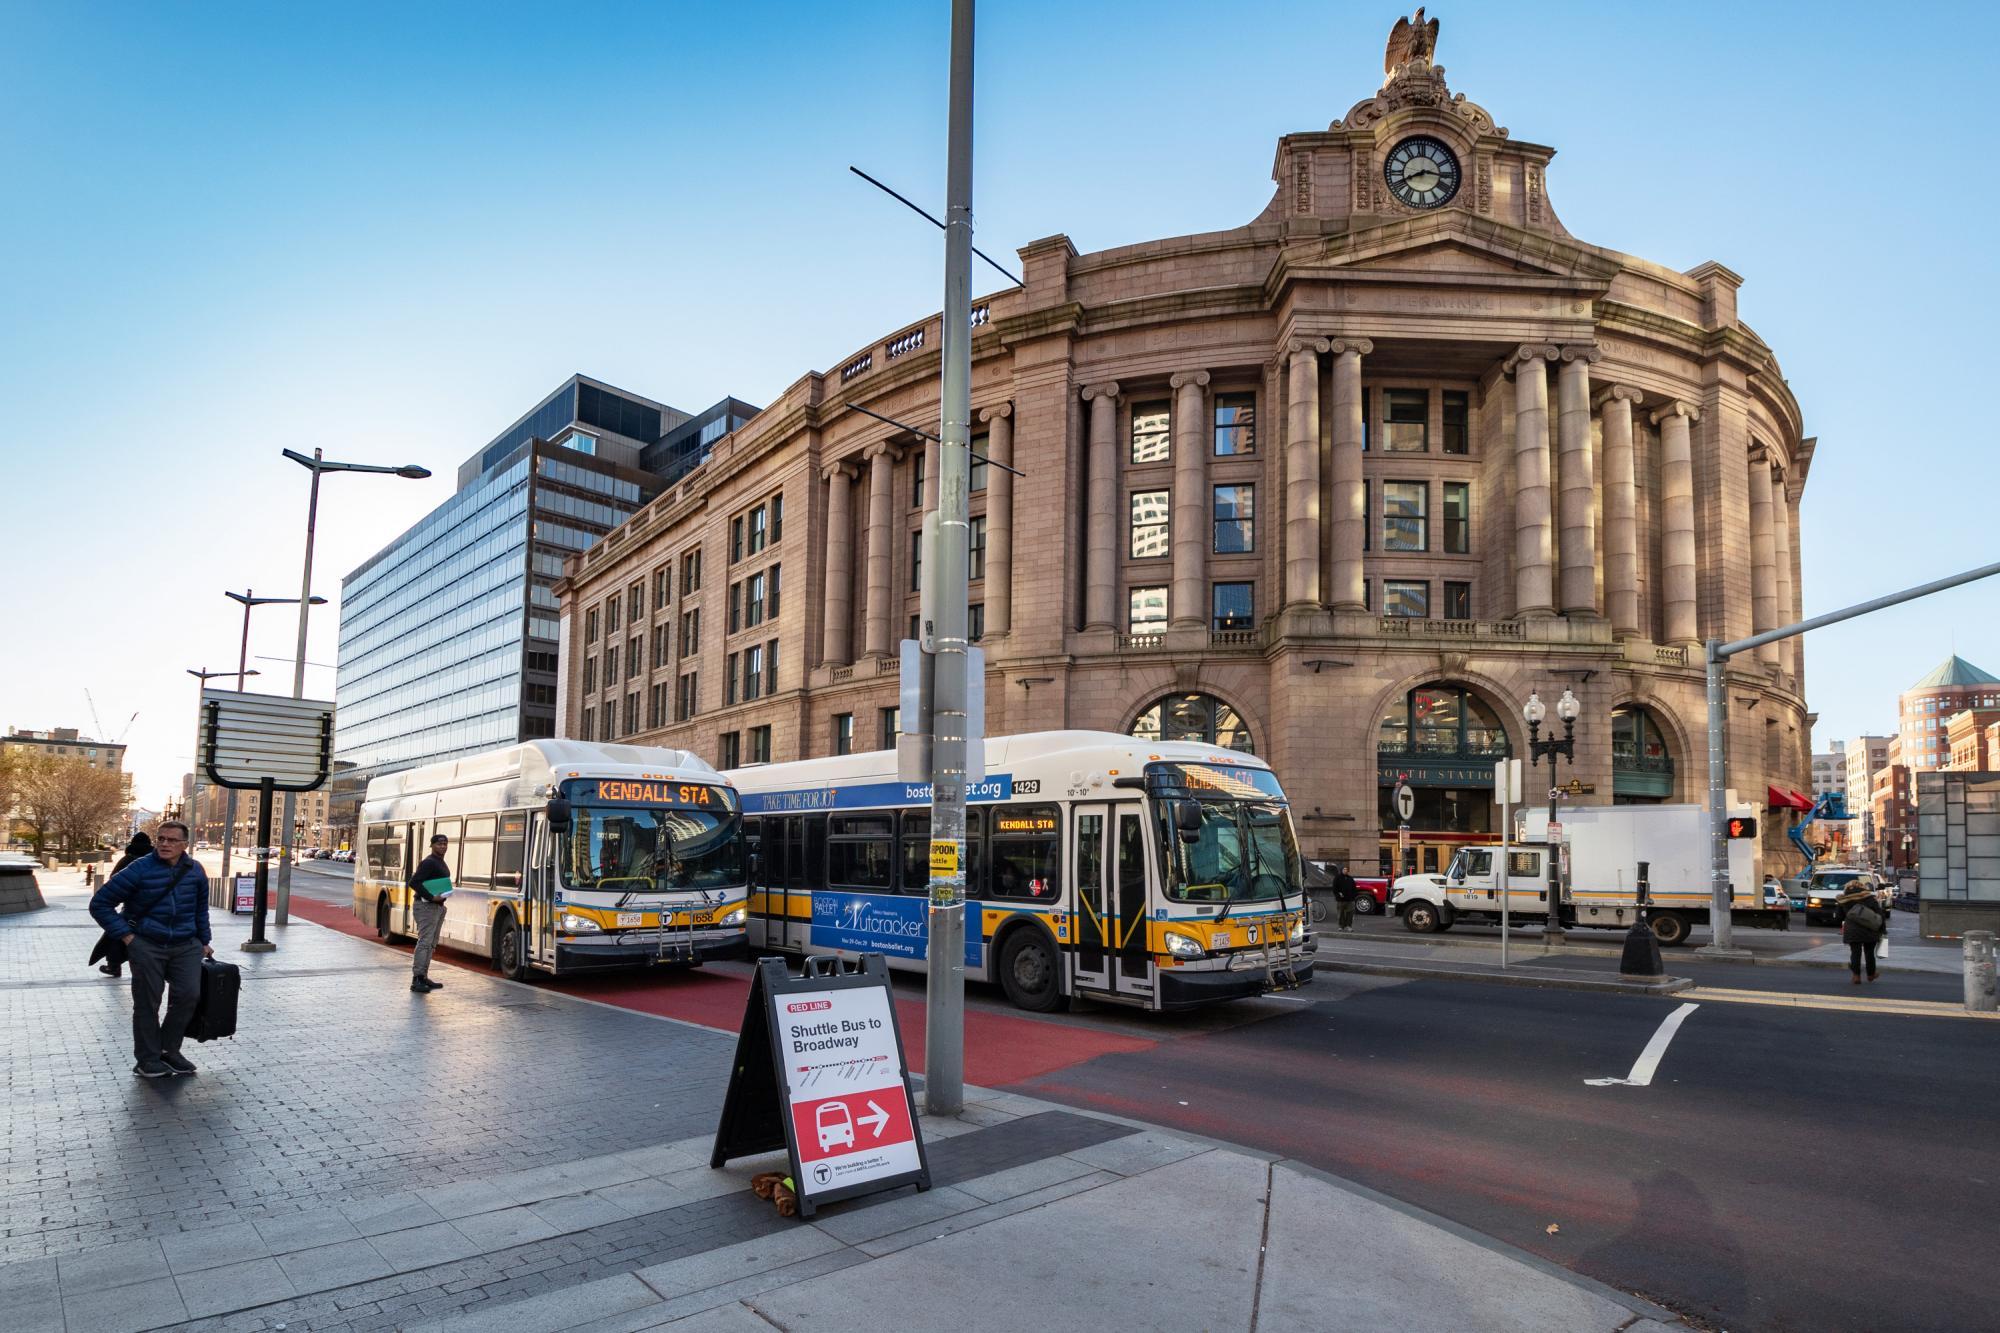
[1726,816,1759,839]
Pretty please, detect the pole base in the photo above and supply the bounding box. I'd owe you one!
[1541,927,1567,947]
[1619,919,1664,977]
[240,939,277,954]
[1693,944,1752,961]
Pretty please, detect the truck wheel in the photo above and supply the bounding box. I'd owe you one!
[1403,901,1442,934]
[1352,893,1377,916]
[1649,912,1690,947]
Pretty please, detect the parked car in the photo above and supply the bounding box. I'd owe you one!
[1762,879,1792,911]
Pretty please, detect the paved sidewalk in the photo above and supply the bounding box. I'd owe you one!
[4,873,1680,1331]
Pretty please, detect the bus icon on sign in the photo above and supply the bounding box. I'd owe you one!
[816,1100,855,1151]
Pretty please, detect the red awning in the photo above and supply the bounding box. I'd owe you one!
[1767,785,1813,812]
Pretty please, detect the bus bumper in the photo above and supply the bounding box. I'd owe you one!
[554,929,747,971]
[1157,956,1314,1009]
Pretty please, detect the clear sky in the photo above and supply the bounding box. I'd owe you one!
[3,0,1995,805]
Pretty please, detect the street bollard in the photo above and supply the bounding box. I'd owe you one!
[1965,931,1997,1014]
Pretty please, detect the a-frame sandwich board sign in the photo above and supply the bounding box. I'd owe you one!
[711,954,931,1218]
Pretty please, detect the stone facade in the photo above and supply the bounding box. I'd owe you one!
[555,34,1813,871]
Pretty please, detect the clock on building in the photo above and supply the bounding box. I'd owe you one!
[1384,136,1461,209]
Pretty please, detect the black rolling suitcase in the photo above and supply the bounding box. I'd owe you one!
[188,958,241,1042]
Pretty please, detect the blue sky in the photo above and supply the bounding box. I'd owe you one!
[3,1,1995,804]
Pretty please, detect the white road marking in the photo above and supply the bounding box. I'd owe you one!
[1584,1002,1699,1087]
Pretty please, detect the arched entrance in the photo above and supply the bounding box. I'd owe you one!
[1377,682,1512,875]
[1611,704,1676,803]
[1130,693,1255,752]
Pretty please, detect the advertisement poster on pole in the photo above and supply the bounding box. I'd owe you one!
[711,955,930,1218]
[233,875,256,915]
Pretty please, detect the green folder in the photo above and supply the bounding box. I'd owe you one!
[419,876,453,899]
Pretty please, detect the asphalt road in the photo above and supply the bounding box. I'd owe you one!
[241,854,1998,1331]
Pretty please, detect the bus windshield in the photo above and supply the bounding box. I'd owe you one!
[1148,763,1301,908]
[562,805,741,895]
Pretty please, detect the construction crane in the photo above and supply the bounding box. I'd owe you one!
[84,688,139,745]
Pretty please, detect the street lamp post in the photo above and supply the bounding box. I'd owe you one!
[274,448,429,925]
[1523,689,1581,945]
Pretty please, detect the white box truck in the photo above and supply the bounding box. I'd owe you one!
[1389,800,1788,946]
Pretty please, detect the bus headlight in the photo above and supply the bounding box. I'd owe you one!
[559,912,601,933]
[718,907,746,927]
[1163,930,1205,959]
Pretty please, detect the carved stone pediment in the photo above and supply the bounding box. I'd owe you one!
[1336,66,1505,141]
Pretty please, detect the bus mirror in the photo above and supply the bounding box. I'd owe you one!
[547,797,571,834]
[1175,800,1203,840]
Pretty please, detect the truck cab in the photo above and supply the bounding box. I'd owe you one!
[1391,844,1553,934]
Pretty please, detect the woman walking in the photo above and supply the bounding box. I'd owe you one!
[1838,877,1887,985]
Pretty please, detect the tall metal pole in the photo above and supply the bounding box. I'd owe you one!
[222,592,255,888]
[275,449,324,927]
[1701,557,2000,958]
[924,0,975,1117]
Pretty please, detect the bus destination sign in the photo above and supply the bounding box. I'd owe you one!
[579,779,733,810]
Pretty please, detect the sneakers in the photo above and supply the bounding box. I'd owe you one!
[134,1060,171,1079]
[160,1052,197,1076]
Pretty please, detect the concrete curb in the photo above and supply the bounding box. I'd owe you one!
[1319,956,1694,995]
[1271,1158,1683,1328]
[1344,927,1957,974]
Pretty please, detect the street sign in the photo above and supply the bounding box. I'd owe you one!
[198,689,334,793]
[232,874,256,914]
[1561,778,1595,796]
[1494,759,1523,806]
[1547,821,1563,843]
[711,955,930,1218]
[1394,782,1415,823]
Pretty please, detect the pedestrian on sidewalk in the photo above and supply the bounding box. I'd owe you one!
[88,831,155,978]
[1838,879,1886,984]
[87,820,212,1077]
[1331,862,1359,933]
[406,833,453,993]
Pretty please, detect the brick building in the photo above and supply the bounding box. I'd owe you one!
[1896,656,2000,774]
[554,24,1815,872]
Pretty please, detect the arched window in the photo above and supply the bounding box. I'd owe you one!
[1611,704,1675,802]
[1131,693,1254,753]
[1377,684,1510,758]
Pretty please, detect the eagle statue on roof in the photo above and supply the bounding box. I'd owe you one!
[1383,8,1440,75]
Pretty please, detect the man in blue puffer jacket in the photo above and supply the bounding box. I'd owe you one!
[89,819,214,1078]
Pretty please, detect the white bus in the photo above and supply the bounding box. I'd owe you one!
[354,739,747,978]
[727,731,1313,1013]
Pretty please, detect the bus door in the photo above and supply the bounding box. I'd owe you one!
[396,821,422,936]
[1111,805,1154,1000]
[527,813,557,968]
[1070,805,1113,994]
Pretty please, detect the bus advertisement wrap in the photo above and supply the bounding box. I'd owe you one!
[810,891,982,968]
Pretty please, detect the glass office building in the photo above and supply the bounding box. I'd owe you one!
[333,376,753,816]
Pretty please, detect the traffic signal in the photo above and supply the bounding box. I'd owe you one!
[1726,816,1759,840]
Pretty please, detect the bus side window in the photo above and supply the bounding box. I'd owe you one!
[989,804,1060,901]
[494,813,526,891]
[806,816,828,890]
[828,815,892,890]
[786,817,806,891]
[966,807,985,900]
[765,818,789,891]
[743,817,763,886]
[459,814,496,889]
[899,812,929,894]
[434,819,463,879]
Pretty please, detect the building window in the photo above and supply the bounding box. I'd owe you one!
[969,603,985,641]
[1444,581,1472,620]
[730,516,744,563]
[654,565,670,606]
[1442,482,1469,554]
[725,652,739,705]
[627,635,641,679]
[969,516,987,580]
[600,707,615,742]
[1131,693,1254,753]
[771,492,783,542]
[880,707,900,750]
[719,731,741,769]
[677,672,698,721]
[655,623,671,669]
[581,706,594,740]
[766,638,778,694]
[1213,393,1255,456]
[1442,391,1469,455]
[743,643,765,702]
[1130,401,1170,464]
[649,682,667,728]
[607,594,622,634]
[1377,684,1510,758]
[584,656,598,694]
[681,547,702,592]
[1212,582,1254,633]
[605,644,619,685]
[1384,389,1427,452]
[1130,586,1168,634]
[586,607,599,643]
[625,691,639,736]
[767,563,781,617]
[680,608,700,657]
[1363,480,1370,552]
[1213,484,1254,553]
[749,725,772,764]
[1383,481,1427,551]
[970,434,988,492]
[912,450,926,509]
[1384,579,1429,618]
[909,531,923,592]
[833,713,854,756]
[1361,388,1371,451]
[909,612,921,643]
[629,580,643,620]
[748,504,768,557]
[1130,490,1170,559]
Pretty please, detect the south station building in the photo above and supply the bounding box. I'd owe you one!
[554,17,1814,875]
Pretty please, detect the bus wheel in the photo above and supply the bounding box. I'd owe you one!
[1649,912,1690,947]
[1403,901,1442,934]
[375,896,390,940]
[495,911,529,981]
[998,929,1062,1013]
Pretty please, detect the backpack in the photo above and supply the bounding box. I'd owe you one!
[1845,900,1884,939]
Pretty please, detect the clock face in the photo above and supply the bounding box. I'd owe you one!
[1384,136,1461,209]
